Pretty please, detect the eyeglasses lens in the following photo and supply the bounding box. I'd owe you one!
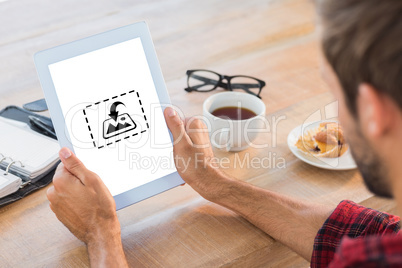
[230,76,261,96]
[188,71,220,91]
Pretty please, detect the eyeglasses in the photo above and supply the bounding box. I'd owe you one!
[185,69,266,98]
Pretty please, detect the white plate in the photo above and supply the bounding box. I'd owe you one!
[287,121,357,170]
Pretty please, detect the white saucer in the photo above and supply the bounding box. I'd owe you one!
[287,121,357,170]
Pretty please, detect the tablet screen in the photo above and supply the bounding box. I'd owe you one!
[48,38,176,196]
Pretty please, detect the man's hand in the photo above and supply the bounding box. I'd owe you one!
[164,107,332,261]
[47,148,128,267]
[163,107,232,202]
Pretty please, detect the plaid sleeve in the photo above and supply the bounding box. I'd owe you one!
[311,200,400,268]
[328,235,402,267]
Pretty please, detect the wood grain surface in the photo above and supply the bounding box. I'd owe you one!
[0,0,396,267]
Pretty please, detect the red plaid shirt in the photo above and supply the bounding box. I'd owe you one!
[311,200,401,267]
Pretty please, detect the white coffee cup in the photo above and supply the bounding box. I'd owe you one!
[203,92,266,151]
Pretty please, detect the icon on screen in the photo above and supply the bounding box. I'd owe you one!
[82,90,149,149]
[103,101,137,139]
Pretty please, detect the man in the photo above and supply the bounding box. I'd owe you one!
[46,0,402,267]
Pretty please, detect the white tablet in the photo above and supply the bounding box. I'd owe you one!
[34,22,184,210]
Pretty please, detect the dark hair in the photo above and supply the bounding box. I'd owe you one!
[318,0,402,115]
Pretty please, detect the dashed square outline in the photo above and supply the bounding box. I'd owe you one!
[82,90,149,149]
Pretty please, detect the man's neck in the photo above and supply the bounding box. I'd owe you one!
[391,169,402,217]
[383,127,402,217]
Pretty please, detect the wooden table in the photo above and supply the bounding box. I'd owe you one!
[0,0,397,267]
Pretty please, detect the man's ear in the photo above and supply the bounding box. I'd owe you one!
[357,83,394,139]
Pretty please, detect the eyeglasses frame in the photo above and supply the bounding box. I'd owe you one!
[185,69,266,98]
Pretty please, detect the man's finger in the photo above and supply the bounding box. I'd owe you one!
[56,162,64,173]
[59,147,88,184]
[164,107,192,147]
[49,202,55,213]
[184,117,210,146]
[46,185,56,203]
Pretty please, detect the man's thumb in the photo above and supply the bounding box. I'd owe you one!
[59,147,87,181]
[164,107,192,147]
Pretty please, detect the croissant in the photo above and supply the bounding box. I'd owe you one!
[296,122,348,158]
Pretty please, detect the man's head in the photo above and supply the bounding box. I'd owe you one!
[317,0,402,198]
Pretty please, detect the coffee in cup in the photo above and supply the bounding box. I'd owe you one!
[203,92,266,151]
[211,106,257,120]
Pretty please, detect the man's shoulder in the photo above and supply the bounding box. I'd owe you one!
[330,234,402,267]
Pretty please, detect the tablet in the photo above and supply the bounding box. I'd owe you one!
[34,22,184,210]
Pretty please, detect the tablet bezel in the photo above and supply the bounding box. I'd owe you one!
[34,22,184,210]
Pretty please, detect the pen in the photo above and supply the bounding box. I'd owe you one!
[28,116,57,139]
